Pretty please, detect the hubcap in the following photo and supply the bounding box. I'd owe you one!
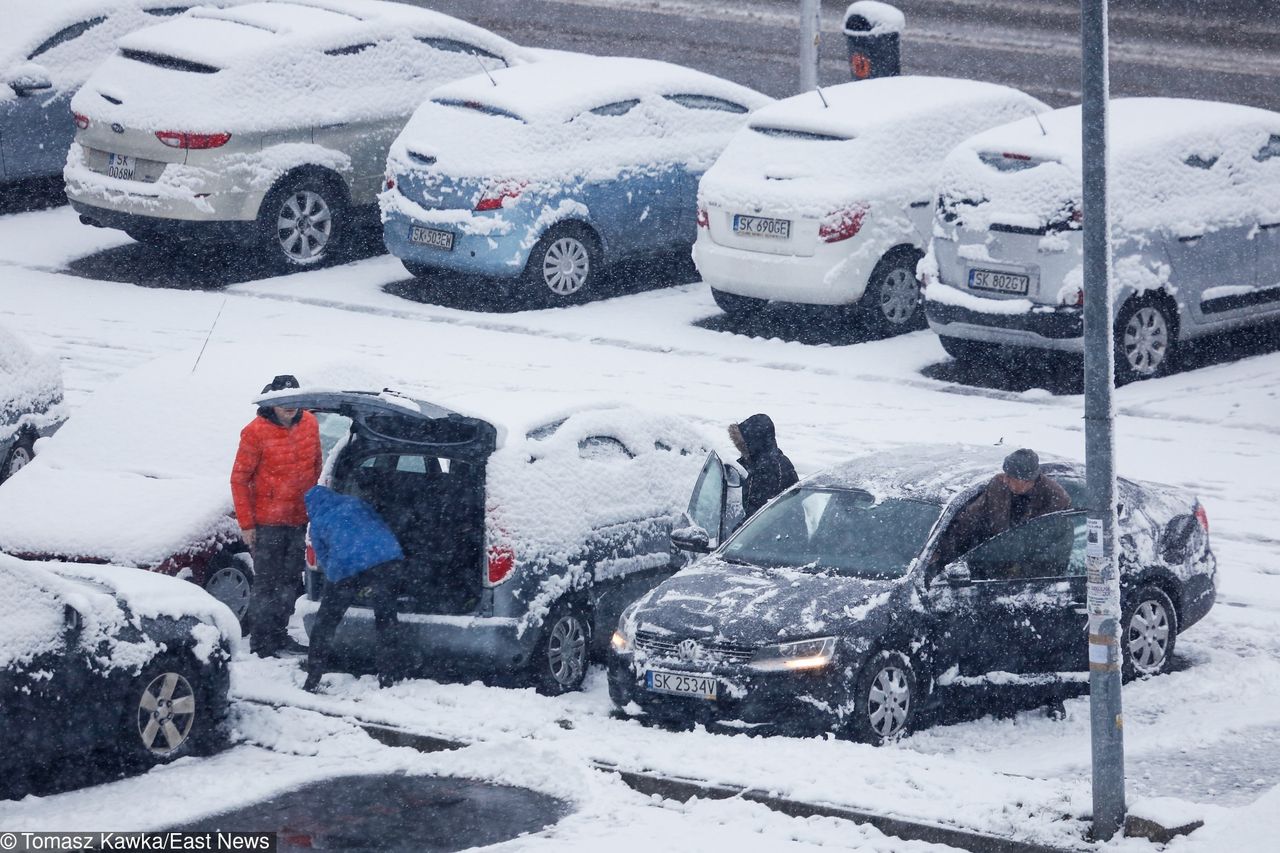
[1127,599,1171,675]
[878,267,920,325]
[866,665,911,738]
[206,565,251,620]
[541,237,591,296]
[136,671,196,756]
[1121,307,1170,375]
[6,445,32,479]
[546,615,587,687]
[277,190,333,264]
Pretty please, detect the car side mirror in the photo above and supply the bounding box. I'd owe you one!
[944,562,972,587]
[8,64,53,96]
[725,466,742,488]
[672,525,711,554]
[63,603,83,634]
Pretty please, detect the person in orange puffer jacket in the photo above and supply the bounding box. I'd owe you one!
[230,374,322,657]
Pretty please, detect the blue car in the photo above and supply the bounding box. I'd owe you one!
[381,56,770,305]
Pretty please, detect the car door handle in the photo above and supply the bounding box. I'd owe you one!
[910,200,931,208]
[1262,222,1280,230]
[1178,234,1203,243]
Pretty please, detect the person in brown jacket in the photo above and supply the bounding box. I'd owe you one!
[933,448,1072,572]
[230,374,322,657]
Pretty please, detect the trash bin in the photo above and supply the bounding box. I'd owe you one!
[844,1,904,80]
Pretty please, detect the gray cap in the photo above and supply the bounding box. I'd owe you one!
[1003,448,1040,481]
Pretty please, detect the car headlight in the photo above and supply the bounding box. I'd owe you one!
[748,636,836,672]
[611,603,641,653]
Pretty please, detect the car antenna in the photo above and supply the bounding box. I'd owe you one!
[474,53,498,87]
[815,86,829,109]
[1033,111,1048,136]
[191,294,228,374]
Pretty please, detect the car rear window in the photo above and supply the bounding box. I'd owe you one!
[664,94,748,114]
[119,48,220,74]
[750,126,852,142]
[28,16,107,60]
[978,151,1055,172]
[432,98,525,123]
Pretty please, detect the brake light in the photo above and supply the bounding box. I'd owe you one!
[305,542,316,569]
[155,130,232,149]
[72,110,90,130]
[818,204,868,243]
[1003,151,1032,161]
[487,544,515,585]
[1194,503,1209,534]
[384,172,396,191]
[1062,286,1084,308]
[475,180,526,211]
[696,207,709,229]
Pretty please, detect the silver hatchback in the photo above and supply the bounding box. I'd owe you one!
[923,98,1280,382]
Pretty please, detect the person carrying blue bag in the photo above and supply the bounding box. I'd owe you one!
[302,484,405,692]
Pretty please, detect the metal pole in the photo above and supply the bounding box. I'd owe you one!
[1081,0,1125,842]
[800,0,820,92]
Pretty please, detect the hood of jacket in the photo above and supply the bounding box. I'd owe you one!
[736,413,778,460]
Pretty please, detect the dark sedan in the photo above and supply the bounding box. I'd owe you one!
[608,445,1215,743]
[0,555,235,799]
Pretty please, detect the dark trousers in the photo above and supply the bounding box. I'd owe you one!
[248,525,306,655]
[307,561,402,682]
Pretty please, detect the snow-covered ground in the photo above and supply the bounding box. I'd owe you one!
[2,205,1279,850]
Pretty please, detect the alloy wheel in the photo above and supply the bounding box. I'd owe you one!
[1121,306,1170,376]
[866,665,911,738]
[205,564,251,620]
[541,237,591,296]
[136,671,197,756]
[546,613,588,688]
[878,267,920,325]
[1127,599,1171,675]
[276,190,333,264]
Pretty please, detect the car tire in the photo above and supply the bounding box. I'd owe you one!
[1114,296,1178,384]
[860,251,924,334]
[119,653,221,768]
[204,551,253,625]
[939,335,1001,364]
[1122,585,1178,680]
[711,287,768,317]
[259,173,348,271]
[848,650,917,745]
[532,605,591,695]
[522,224,600,306]
[1,432,35,486]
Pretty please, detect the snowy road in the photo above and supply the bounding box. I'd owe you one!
[2,205,1279,848]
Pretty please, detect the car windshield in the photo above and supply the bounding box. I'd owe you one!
[721,487,941,579]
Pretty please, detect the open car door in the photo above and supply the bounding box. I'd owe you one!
[679,451,743,553]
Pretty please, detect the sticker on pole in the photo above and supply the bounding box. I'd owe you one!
[1087,554,1121,619]
[1086,517,1103,558]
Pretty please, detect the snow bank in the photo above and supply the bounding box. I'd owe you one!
[71,0,525,132]
[0,322,63,445]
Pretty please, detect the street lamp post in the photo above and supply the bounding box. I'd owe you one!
[1080,0,1126,842]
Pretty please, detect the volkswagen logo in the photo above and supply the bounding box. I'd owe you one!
[111,123,124,134]
[676,639,701,662]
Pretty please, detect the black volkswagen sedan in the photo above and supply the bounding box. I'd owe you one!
[0,555,235,799]
[607,445,1216,743]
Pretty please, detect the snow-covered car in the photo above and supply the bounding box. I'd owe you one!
[0,553,236,799]
[923,98,1280,382]
[65,0,526,268]
[608,445,1216,743]
[263,388,713,694]
[381,56,770,305]
[0,322,66,485]
[0,1,235,185]
[693,77,1046,332]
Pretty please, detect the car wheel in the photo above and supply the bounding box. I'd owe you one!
[1,433,35,485]
[939,335,1000,364]
[523,225,600,306]
[205,552,253,622]
[120,654,216,767]
[1115,297,1177,383]
[860,252,924,334]
[711,287,768,317]
[1123,586,1178,680]
[849,650,917,745]
[260,174,347,270]
[533,606,591,695]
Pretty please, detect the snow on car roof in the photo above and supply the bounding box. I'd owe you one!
[747,76,1036,140]
[427,56,770,124]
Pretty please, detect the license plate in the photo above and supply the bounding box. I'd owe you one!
[646,669,717,700]
[732,213,791,240]
[106,153,136,181]
[408,225,454,251]
[968,268,1030,295]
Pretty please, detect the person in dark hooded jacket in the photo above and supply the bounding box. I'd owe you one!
[302,484,405,692]
[730,414,798,518]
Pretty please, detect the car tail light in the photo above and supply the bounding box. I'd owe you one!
[1062,286,1084,308]
[696,207,709,229]
[1194,503,1209,534]
[72,110,90,130]
[475,180,526,211]
[155,130,232,149]
[487,544,515,585]
[1002,151,1031,161]
[818,204,868,243]
[384,172,395,191]
[305,542,316,569]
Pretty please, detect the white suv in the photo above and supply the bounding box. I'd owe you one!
[693,76,1046,334]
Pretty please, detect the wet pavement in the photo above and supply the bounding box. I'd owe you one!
[179,774,568,851]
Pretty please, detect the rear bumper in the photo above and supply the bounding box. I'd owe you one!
[381,193,530,279]
[70,199,260,244]
[926,283,1084,352]
[693,233,868,306]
